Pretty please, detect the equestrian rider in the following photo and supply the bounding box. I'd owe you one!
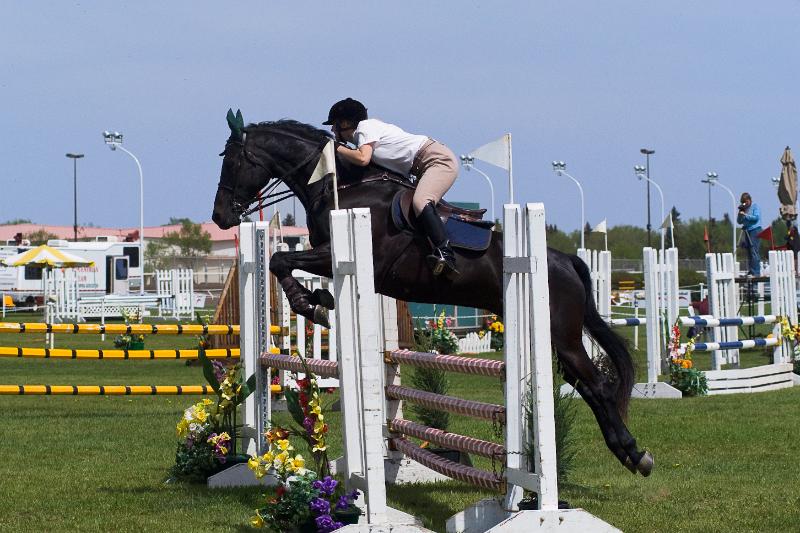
[324,97,459,277]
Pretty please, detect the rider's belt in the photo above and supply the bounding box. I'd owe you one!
[410,138,436,177]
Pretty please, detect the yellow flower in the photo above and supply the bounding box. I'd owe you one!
[288,454,305,472]
[195,409,208,423]
[250,513,264,528]
[276,439,292,452]
[202,398,213,406]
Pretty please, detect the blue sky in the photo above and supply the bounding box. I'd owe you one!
[2,2,798,233]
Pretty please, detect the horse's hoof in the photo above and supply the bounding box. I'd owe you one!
[313,305,331,329]
[313,288,335,310]
[623,457,637,474]
[636,451,654,477]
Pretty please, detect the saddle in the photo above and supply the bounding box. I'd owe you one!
[391,189,495,251]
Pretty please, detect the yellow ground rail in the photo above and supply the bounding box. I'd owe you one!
[0,322,242,335]
[0,384,282,395]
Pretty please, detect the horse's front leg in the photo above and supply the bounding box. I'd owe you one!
[269,243,334,327]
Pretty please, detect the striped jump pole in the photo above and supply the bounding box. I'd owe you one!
[679,315,777,328]
[0,322,251,335]
[0,384,282,396]
[0,347,240,359]
[608,317,647,327]
[683,338,779,352]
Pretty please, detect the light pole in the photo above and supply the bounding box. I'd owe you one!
[640,149,655,246]
[700,175,715,223]
[771,176,781,189]
[634,165,667,250]
[66,153,84,242]
[705,172,737,254]
[459,155,495,223]
[103,131,145,295]
[552,161,586,250]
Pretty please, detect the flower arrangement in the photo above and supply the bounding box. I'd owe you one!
[486,315,504,351]
[422,310,459,354]
[113,309,145,349]
[248,360,361,532]
[169,349,255,482]
[667,323,707,396]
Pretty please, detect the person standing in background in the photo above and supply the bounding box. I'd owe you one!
[737,192,762,276]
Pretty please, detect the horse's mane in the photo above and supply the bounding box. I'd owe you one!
[246,119,332,143]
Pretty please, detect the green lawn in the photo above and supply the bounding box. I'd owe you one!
[1,315,798,532]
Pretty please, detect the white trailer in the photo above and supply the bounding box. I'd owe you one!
[0,237,143,305]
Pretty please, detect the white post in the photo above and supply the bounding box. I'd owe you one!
[330,208,387,524]
[643,247,661,382]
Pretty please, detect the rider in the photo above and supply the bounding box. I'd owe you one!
[323,97,459,278]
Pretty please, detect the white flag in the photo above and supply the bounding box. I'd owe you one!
[468,134,511,171]
[308,139,337,185]
[591,219,607,233]
[660,212,673,229]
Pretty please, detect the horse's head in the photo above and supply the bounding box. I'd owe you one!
[212,109,332,229]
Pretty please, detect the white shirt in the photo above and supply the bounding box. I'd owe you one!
[354,118,429,176]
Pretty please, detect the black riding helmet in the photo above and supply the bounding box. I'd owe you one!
[322,98,368,125]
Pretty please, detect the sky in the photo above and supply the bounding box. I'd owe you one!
[2,1,799,235]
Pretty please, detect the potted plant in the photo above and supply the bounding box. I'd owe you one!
[167,351,256,482]
[248,361,362,532]
[667,324,708,397]
[407,312,470,465]
[113,309,146,349]
[519,369,577,511]
[486,315,504,351]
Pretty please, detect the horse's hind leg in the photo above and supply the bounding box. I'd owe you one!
[554,335,651,476]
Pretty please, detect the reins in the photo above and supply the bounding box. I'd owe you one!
[218,129,330,219]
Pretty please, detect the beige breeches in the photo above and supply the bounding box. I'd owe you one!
[410,140,458,215]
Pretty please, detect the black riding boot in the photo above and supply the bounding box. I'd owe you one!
[419,202,459,277]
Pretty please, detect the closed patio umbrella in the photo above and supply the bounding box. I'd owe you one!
[778,146,797,221]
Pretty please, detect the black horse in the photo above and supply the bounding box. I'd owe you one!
[211,110,653,476]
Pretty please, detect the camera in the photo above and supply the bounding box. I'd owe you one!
[738,204,747,211]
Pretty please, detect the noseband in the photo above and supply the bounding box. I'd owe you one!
[218,129,330,219]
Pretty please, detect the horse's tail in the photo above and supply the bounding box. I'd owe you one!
[569,254,635,419]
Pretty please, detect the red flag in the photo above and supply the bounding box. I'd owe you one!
[703,225,711,253]
[756,226,775,249]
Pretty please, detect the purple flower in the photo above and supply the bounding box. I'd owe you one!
[336,489,359,510]
[211,360,226,382]
[313,476,338,497]
[314,514,344,533]
[303,416,315,433]
[309,497,330,516]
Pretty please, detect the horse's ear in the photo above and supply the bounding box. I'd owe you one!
[235,109,244,130]
[227,108,243,140]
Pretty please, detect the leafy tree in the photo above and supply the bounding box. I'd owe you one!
[146,220,212,270]
[2,218,32,225]
[162,220,212,257]
[282,213,296,227]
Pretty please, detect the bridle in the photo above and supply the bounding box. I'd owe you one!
[217,128,330,219]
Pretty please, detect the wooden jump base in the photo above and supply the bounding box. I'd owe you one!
[0,347,240,359]
[0,384,282,395]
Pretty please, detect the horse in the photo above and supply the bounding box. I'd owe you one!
[211,110,653,476]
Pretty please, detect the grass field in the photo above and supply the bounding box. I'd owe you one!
[1,313,798,532]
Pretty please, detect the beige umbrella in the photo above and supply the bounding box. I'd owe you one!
[778,146,797,221]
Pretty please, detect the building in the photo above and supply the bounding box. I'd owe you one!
[0,222,310,258]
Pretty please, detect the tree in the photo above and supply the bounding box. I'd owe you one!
[2,218,32,225]
[162,220,212,257]
[282,213,296,227]
[146,220,212,270]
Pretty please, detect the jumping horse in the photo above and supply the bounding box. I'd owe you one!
[211,109,653,476]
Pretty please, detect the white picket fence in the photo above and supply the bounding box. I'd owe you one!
[456,331,491,354]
